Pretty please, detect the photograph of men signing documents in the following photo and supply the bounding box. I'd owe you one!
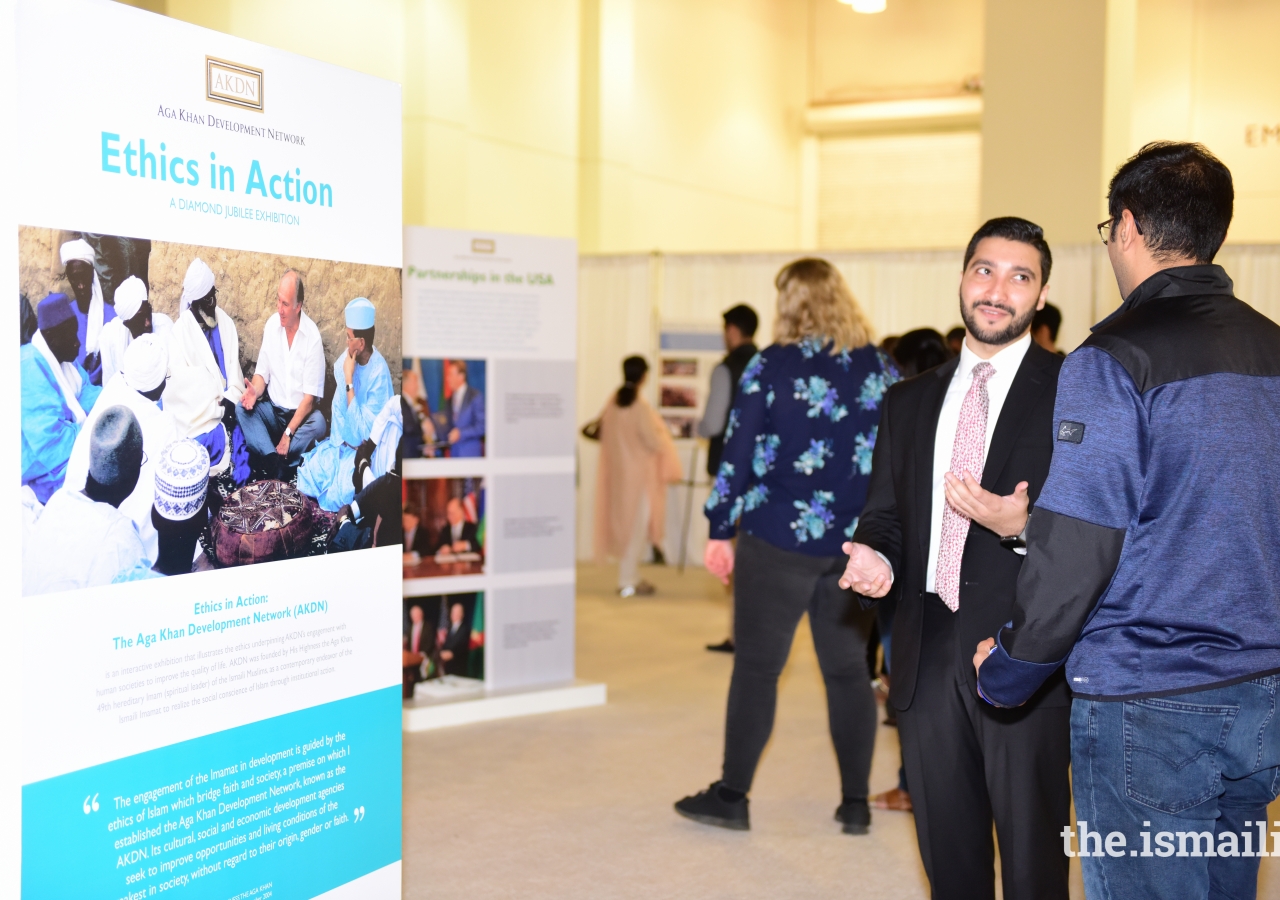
[402,477,485,580]
[18,226,403,595]
[401,357,486,458]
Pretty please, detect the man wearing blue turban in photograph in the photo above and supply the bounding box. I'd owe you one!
[21,293,103,503]
[297,297,393,511]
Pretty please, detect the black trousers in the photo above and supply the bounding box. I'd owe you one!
[898,593,1070,900]
[721,533,877,798]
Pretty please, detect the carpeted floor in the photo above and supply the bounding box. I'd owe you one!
[402,562,1280,899]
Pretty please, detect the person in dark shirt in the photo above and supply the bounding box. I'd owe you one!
[697,303,759,653]
[433,497,478,555]
[675,258,898,836]
[1030,302,1062,354]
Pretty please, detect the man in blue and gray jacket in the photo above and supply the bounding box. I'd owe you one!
[975,142,1280,900]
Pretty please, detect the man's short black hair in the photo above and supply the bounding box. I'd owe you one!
[963,216,1052,285]
[722,304,758,338]
[1033,302,1062,342]
[354,325,375,346]
[1107,141,1233,264]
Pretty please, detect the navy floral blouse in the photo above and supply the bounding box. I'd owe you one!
[705,337,899,557]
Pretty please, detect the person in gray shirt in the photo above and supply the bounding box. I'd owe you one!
[698,304,758,653]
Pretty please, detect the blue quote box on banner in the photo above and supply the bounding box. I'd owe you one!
[23,687,401,900]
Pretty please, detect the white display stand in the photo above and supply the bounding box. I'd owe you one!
[402,681,607,732]
[400,226,603,728]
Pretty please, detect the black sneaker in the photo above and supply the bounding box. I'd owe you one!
[705,639,735,653]
[834,798,871,835]
[674,782,750,831]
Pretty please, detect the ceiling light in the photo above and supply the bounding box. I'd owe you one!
[839,0,886,12]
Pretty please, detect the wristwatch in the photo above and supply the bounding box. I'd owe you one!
[284,426,294,439]
[1000,514,1030,554]
[346,383,353,393]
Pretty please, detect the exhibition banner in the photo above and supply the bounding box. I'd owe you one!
[401,227,578,698]
[10,1,403,897]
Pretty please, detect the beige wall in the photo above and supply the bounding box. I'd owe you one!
[980,0,1108,245]
[143,0,809,254]
[809,0,984,103]
[578,0,808,253]
[125,0,1280,254]
[1131,0,1280,244]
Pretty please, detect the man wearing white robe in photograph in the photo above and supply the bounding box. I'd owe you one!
[20,293,102,503]
[98,275,173,388]
[164,257,248,484]
[23,406,147,596]
[59,238,116,385]
[65,334,180,564]
[297,297,393,511]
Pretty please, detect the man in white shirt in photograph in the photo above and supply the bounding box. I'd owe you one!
[237,268,327,480]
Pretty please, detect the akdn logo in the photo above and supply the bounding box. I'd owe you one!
[206,56,264,112]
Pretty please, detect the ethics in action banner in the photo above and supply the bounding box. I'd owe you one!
[9,1,405,897]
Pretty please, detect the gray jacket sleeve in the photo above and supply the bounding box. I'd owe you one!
[697,364,733,438]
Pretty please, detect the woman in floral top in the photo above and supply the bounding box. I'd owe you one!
[675,258,899,835]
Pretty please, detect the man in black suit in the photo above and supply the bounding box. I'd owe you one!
[433,497,478,555]
[840,217,1069,900]
[438,600,471,676]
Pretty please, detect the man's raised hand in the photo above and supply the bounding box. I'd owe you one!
[840,541,892,597]
[943,471,1030,538]
[241,377,257,410]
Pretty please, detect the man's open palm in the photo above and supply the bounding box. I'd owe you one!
[840,542,892,597]
[943,471,1030,538]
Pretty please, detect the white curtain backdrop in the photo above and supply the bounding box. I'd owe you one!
[577,244,1280,563]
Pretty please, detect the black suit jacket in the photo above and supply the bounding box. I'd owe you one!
[433,520,479,555]
[853,342,1069,712]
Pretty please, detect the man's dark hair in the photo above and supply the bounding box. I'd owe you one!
[1107,141,1233,264]
[354,325,375,346]
[963,217,1052,285]
[946,326,966,345]
[892,328,952,378]
[722,304,758,338]
[1033,302,1062,342]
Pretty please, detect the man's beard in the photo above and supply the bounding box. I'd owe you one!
[192,301,217,331]
[959,293,1037,347]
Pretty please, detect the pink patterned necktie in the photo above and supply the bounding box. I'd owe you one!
[935,361,995,612]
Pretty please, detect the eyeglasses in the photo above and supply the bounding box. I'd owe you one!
[1097,216,1143,245]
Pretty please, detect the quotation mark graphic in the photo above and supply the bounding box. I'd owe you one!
[82,793,100,815]
[353,805,366,822]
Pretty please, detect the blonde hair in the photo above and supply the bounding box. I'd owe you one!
[772,258,874,353]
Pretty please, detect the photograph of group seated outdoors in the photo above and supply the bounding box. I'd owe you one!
[19,228,404,594]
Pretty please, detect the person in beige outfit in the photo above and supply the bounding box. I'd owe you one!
[594,356,681,597]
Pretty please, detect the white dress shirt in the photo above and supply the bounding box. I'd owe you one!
[255,310,326,410]
[923,334,1032,592]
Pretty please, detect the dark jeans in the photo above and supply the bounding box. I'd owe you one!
[721,533,877,799]
[1072,675,1280,900]
[236,397,326,475]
